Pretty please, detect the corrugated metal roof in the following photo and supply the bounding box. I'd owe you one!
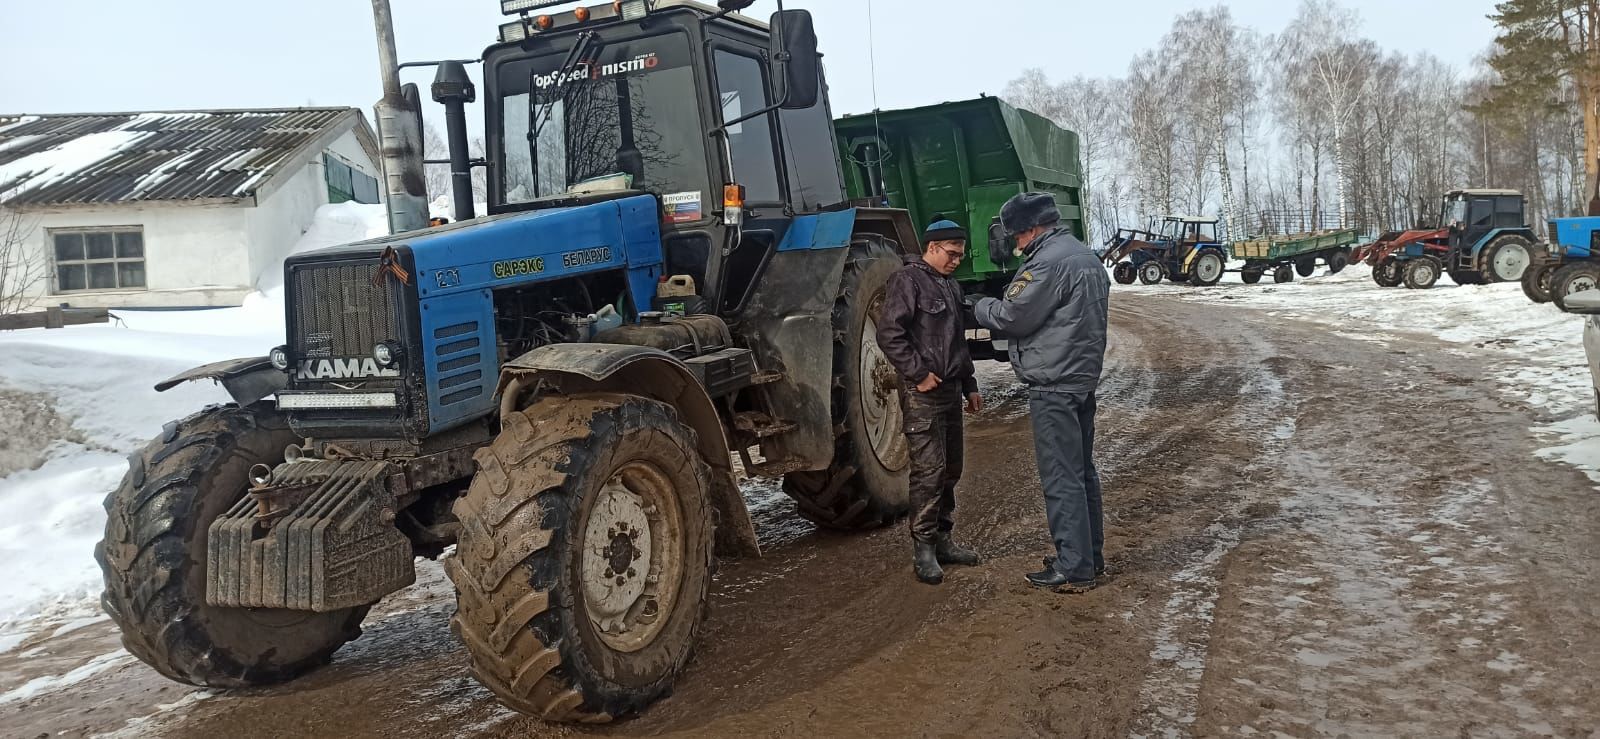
[0,108,357,206]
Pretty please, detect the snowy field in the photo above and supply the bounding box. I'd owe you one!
[1114,264,1600,482]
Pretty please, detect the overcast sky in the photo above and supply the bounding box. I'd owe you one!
[3,0,1497,123]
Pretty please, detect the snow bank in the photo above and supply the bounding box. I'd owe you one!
[0,203,387,628]
[1114,265,1600,478]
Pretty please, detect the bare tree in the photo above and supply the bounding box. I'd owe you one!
[1004,71,1123,242]
[0,208,43,315]
[1167,7,1259,239]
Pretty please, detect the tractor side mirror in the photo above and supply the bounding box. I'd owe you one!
[770,9,820,109]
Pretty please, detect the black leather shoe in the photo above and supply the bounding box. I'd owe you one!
[914,541,944,585]
[936,534,980,566]
[1025,567,1097,593]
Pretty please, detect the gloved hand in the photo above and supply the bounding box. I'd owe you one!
[959,293,983,325]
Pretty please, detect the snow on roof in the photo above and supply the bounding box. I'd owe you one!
[0,108,366,207]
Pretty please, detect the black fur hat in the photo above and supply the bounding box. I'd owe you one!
[999,192,1061,236]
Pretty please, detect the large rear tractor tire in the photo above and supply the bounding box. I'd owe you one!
[1112,261,1136,285]
[1373,258,1403,287]
[1522,258,1556,304]
[1552,262,1600,312]
[448,394,713,722]
[783,237,910,530]
[96,403,369,688]
[1188,251,1225,286]
[1404,256,1442,289]
[1483,233,1535,283]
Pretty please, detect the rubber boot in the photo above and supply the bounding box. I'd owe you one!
[913,541,944,585]
[935,533,980,566]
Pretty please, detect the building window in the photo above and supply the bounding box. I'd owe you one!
[52,228,145,293]
[326,153,380,204]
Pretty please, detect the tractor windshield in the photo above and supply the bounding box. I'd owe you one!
[498,34,708,207]
[1444,197,1468,227]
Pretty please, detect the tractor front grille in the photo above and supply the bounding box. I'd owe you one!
[290,261,404,363]
[1550,222,1562,247]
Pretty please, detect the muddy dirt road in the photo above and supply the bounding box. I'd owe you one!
[5,293,1599,737]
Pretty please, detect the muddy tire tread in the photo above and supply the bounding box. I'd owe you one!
[447,394,712,723]
[96,404,367,688]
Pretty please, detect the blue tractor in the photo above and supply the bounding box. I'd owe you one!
[95,1,940,723]
[1522,215,1600,311]
[1435,189,1539,286]
[1103,215,1228,287]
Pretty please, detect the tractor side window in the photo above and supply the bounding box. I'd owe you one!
[714,49,781,203]
[1469,199,1494,229]
[1495,196,1524,227]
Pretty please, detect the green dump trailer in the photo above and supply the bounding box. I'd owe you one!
[833,97,1085,296]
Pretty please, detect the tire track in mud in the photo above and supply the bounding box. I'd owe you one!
[1100,307,1302,738]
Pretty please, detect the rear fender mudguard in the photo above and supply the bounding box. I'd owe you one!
[497,343,760,557]
[154,356,287,407]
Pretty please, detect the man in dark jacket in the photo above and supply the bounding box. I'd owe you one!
[971,192,1110,593]
[876,218,984,585]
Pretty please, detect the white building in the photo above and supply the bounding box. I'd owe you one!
[0,108,382,309]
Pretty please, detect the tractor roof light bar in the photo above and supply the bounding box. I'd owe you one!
[501,0,579,15]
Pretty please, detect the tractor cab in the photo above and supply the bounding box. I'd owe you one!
[1158,215,1219,247]
[483,0,851,313]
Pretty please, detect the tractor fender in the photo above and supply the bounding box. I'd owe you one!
[153,356,286,407]
[496,343,760,558]
[1470,227,1533,257]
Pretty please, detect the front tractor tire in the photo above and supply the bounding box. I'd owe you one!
[1404,256,1443,289]
[1373,258,1403,287]
[1112,261,1136,284]
[1137,261,1164,285]
[782,238,911,530]
[447,394,713,722]
[96,404,369,688]
[1552,261,1600,311]
[1522,258,1556,304]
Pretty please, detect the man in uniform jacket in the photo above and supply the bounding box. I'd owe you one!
[876,218,984,585]
[969,192,1111,592]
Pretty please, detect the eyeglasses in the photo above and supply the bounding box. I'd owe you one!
[935,246,966,261]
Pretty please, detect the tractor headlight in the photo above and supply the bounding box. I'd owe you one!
[617,0,649,20]
[373,341,400,367]
[270,345,290,371]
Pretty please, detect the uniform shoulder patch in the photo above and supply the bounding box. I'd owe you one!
[1005,276,1032,300]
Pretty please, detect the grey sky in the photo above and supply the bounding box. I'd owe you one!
[2,0,1497,123]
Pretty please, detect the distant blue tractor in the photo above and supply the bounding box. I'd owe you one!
[1523,215,1600,310]
[1103,215,1228,287]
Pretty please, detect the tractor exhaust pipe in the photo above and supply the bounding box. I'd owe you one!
[431,61,477,222]
[371,0,429,235]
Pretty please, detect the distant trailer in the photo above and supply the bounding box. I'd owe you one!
[1227,228,1361,284]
